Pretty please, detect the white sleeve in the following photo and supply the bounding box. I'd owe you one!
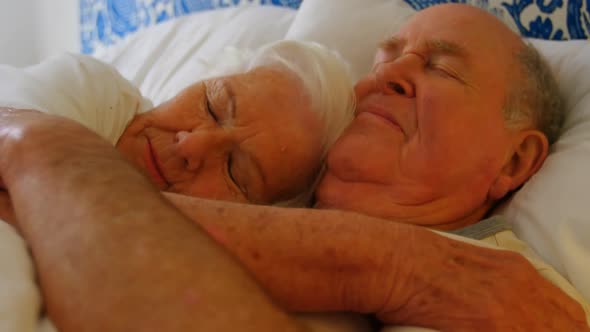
[0,53,152,145]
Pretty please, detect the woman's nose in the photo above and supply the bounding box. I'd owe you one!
[354,74,377,101]
[373,54,420,98]
[175,130,231,171]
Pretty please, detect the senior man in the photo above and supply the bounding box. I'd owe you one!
[0,4,588,332]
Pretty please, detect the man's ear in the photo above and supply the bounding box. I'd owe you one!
[488,129,549,201]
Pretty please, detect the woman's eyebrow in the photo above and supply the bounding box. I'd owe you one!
[222,79,236,120]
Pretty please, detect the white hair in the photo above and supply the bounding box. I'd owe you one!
[206,40,356,207]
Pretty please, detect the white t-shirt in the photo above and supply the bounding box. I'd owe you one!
[0,53,152,145]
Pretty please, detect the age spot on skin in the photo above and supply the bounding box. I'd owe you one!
[215,206,226,216]
[451,256,466,266]
[251,249,262,261]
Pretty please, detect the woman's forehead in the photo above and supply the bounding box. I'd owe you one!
[215,67,322,204]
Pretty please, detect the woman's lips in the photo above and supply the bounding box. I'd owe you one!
[144,137,169,189]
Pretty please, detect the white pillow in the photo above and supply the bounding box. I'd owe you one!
[286,0,414,82]
[505,39,590,301]
[287,0,590,301]
[94,6,297,105]
[81,1,303,55]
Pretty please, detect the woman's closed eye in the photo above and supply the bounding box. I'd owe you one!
[226,153,248,199]
[204,87,219,122]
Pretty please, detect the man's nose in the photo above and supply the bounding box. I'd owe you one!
[373,54,420,98]
[175,130,232,171]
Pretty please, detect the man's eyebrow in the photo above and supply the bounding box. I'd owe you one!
[425,39,468,59]
[378,36,468,59]
[222,79,236,120]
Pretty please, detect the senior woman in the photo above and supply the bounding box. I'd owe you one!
[0,40,369,332]
[0,40,355,206]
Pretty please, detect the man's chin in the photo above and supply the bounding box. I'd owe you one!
[314,191,432,226]
[313,190,382,219]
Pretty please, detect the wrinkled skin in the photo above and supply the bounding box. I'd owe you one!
[117,67,324,205]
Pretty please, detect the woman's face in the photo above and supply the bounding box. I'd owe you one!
[117,67,324,204]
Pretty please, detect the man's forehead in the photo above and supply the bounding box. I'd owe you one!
[375,35,472,67]
[390,4,522,54]
[379,36,468,55]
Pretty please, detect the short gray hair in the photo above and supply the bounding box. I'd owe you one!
[434,3,565,143]
[208,40,356,207]
[503,42,565,145]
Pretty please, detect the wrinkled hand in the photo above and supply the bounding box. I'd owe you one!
[372,228,589,331]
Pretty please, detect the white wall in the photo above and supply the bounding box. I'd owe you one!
[0,0,39,66]
[0,0,79,66]
[36,0,80,61]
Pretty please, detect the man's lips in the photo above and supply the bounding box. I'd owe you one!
[357,106,404,133]
[144,137,169,188]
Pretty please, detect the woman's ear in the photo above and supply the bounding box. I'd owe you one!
[488,129,549,201]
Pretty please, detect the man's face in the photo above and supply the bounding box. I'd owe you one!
[315,5,524,229]
[117,67,324,204]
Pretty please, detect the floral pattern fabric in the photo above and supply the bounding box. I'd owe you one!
[80,0,303,54]
[80,0,589,54]
[403,0,590,40]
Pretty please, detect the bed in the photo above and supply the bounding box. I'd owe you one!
[2,0,590,331]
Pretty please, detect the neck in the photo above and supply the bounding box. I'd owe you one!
[430,201,494,231]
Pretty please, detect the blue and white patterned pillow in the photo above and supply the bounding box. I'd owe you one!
[403,0,590,40]
[81,0,589,54]
[80,0,303,54]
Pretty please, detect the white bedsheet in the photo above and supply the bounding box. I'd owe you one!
[0,222,40,332]
[0,222,58,332]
